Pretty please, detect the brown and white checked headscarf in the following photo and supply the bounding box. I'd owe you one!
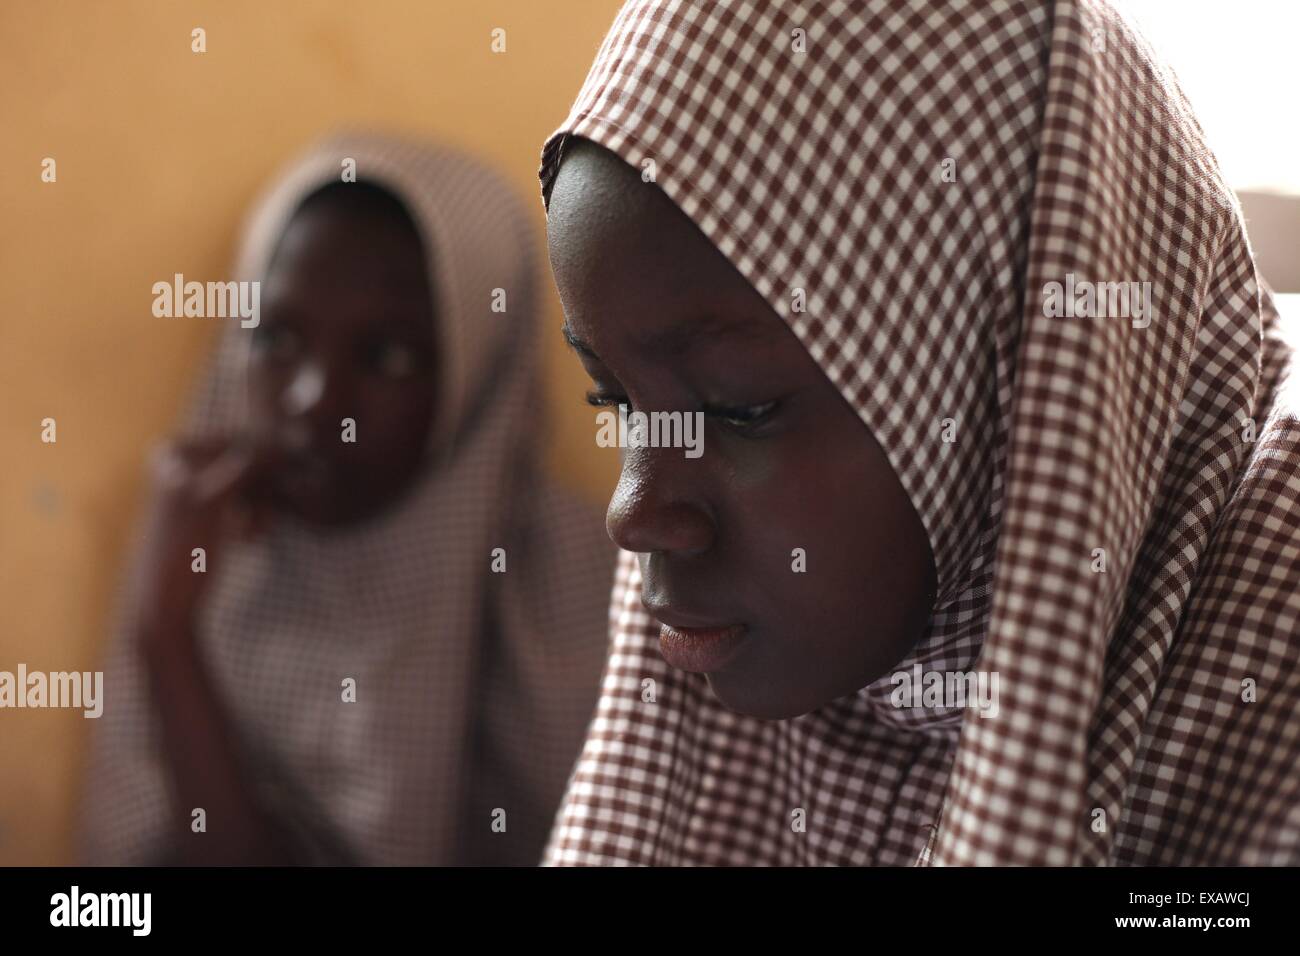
[80,131,616,865]
[537,0,1300,865]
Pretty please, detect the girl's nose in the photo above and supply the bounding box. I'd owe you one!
[281,360,351,439]
[605,445,714,556]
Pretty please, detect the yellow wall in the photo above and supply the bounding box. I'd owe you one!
[0,0,622,865]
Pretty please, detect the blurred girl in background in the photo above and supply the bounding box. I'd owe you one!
[81,132,615,865]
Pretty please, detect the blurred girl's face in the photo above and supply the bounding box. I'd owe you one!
[547,139,938,720]
[248,189,438,527]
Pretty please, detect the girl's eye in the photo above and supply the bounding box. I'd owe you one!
[365,341,425,379]
[704,400,780,431]
[583,391,781,433]
[253,323,303,361]
[584,391,629,409]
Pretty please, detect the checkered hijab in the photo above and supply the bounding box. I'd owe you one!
[80,132,616,865]
[537,0,1299,865]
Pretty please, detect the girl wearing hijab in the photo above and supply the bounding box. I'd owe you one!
[80,132,616,866]
[540,0,1300,865]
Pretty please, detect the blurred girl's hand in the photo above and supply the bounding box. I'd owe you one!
[133,435,276,651]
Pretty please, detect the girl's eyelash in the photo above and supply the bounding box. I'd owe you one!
[583,392,781,431]
[703,400,780,428]
[584,391,628,408]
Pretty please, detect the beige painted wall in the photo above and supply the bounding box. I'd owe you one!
[0,0,622,865]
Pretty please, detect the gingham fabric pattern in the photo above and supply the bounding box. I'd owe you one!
[537,0,1299,865]
[79,132,616,865]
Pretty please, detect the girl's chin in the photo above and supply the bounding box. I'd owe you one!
[703,669,821,721]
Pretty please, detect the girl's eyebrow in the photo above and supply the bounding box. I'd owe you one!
[563,314,779,362]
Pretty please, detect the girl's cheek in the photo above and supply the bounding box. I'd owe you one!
[717,428,785,491]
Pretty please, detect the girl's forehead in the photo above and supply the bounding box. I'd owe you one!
[269,200,430,281]
[260,212,435,340]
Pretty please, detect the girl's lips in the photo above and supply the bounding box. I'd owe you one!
[658,622,748,673]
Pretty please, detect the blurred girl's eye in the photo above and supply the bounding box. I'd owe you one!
[364,339,427,379]
[253,322,303,362]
